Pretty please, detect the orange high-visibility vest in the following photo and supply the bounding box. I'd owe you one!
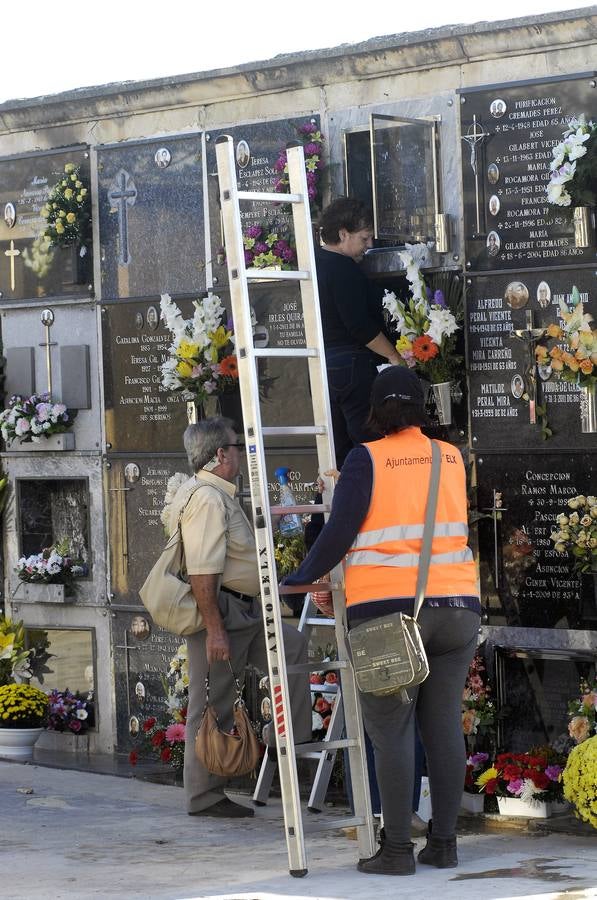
[345,428,479,609]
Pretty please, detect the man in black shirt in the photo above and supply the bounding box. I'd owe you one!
[316,198,400,467]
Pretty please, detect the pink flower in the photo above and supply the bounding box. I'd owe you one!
[545,765,562,782]
[165,723,186,743]
[507,778,523,795]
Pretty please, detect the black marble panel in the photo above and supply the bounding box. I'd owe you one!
[112,610,184,750]
[476,453,595,630]
[495,648,594,752]
[460,76,595,271]
[0,147,92,301]
[97,135,204,300]
[102,299,193,452]
[206,115,321,289]
[466,268,596,451]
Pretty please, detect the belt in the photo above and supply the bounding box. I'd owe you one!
[224,587,254,602]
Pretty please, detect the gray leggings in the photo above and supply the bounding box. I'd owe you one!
[358,607,479,845]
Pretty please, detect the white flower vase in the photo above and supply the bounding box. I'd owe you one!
[573,206,594,248]
[431,381,452,425]
[497,796,567,818]
[461,791,485,813]
[579,383,596,433]
[0,726,44,761]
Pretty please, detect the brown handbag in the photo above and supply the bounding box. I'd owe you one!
[195,662,261,778]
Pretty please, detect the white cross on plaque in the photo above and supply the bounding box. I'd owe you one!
[108,169,137,266]
[4,239,21,291]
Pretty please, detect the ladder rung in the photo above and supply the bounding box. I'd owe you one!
[237,190,303,204]
[270,504,329,516]
[287,661,348,674]
[304,816,367,833]
[246,269,310,282]
[305,617,335,627]
[279,582,339,594]
[253,348,319,358]
[262,426,327,437]
[295,738,358,754]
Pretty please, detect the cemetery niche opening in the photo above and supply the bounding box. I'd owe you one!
[17,478,90,566]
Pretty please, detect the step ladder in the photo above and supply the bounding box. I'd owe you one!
[253,594,345,812]
[215,135,375,877]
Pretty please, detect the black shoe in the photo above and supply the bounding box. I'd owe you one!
[418,823,457,868]
[188,798,254,819]
[357,841,415,876]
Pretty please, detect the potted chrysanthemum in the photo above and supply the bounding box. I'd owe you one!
[563,734,597,829]
[0,683,49,760]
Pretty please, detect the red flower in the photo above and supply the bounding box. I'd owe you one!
[151,730,166,747]
[531,772,550,790]
[142,717,157,733]
[412,335,439,362]
[160,747,172,763]
[220,355,239,378]
[483,777,498,795]
[129,751,138,766]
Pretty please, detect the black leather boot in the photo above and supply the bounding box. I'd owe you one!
[357,839,415,876]
[417,821,457,868]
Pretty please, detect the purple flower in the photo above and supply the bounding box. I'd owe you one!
[299,122,315,135]
[433,289,446,307]
[245,225,262,239]
[274,178,286,191]
[545,765,562,781]
[244,249,254,266]
[507,778,523,795]
[470,752,489,766]
[69,719,82,733]
[304,142,320,156]
[253,242,268,255]
[281,246,295,262]
[274,154,287,173]
[307,186,317,201]
[306,171,317,185]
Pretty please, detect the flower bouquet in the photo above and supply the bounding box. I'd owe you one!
[41,162,91,248]
[274,120,325,207]
[130,644,188,770]
[243,224,296,270]
[567,678,597,744]
[546,116,597,208]
[382,244,462,385]
[462,652,496,752]
[160,292,239,408]
[0,616,35,686]
[16,539,88,588]
[475,748,566,805]
[0,393,76,446]
[46,688,94,735]
[563,734,597,829]
[550,495,597,575]
[536,287,597,388]
[0,683,49,728]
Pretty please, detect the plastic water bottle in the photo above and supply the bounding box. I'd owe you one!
[274,467,303,537]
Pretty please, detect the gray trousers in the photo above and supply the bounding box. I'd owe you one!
[358,607,479,844]
[184,591,312,813]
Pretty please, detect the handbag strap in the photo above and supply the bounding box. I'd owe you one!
[413,440,442,622]
[204,660,244,706]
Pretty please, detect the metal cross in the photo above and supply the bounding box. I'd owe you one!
[115,628,140,722]
[462,115,490,235]
[108,169,137,266]
[483,490,508,589]
[39,308,57,397]
[510,309,547,425]
[4,239,21,291]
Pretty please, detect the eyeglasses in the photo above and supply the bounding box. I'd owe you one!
[221,442,245,451]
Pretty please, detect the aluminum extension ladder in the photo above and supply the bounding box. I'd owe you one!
[215,135,375,877]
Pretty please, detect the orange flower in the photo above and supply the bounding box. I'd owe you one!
[412,335,439,362]
[549,346,563,360]
[220,355,239,378]
[579,358,594,375]
[546,323,563,339]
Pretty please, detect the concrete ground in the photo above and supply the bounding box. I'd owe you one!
[1,759,596,900]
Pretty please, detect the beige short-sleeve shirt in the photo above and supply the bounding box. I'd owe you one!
[168,471,260,596]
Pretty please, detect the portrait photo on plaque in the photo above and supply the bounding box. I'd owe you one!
[154,147,171,168]
[236,140,251,169]
[537,281,551,309]
[130,616,151,641]
[490,98,507,118]
[486,230,501,256]
[487,162,500,185]
[488,195,500,216]
[510,374,525,399]
[129,715,140,736]
[4,202,16,229]
[146,305,159,331]
[504,280,529,310]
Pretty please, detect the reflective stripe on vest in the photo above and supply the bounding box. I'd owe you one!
[350,520,469,550]
[345,547,474,568]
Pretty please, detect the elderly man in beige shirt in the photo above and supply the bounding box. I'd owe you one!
[168,417,311,818]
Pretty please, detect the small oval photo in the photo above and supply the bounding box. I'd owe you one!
[488,195,500,216]
[129,716,140,736]
[486,231,501,257]
[536,281,551,309]
[490,98,507,118]
[487,162,500,185]
[4,202,16,229]
[135,681,145,702]
[236,140,251,169]
[511,374,525,400]
[146,306,159,331]
[124,462,140,483]
[130,615,151,641]
[504,281,529,310]
[155,147,171,168]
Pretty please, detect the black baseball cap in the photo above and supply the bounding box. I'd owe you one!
[371,365,425,406]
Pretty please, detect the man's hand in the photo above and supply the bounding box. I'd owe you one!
[206,627,231,664]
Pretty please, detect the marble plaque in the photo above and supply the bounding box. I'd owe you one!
[0,147,92,301]
[460,76,595,271]
[476,453,594,630]
[495,648,593,752]
[102,299,193,452]
[466,268,595,451]
[206,115,321,289]
[97,135,205,299]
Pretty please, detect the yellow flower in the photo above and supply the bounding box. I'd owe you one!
[64,163,75,174]
[476,766,498,787]
[64,188,74,200]
[176,340,199,361]
[75,181,82,188]
[66,212,76,224]
[175,360,193,378]
[55,222,65,234]
[0,632,16,658]
[80,188,87,196]
[76,195,83,203]
[396,336,413,353]
[208,325,232,350]
[61,180,68,187]
[70,174,77,182]
[52,203,58,209]
[58,210,66,218]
